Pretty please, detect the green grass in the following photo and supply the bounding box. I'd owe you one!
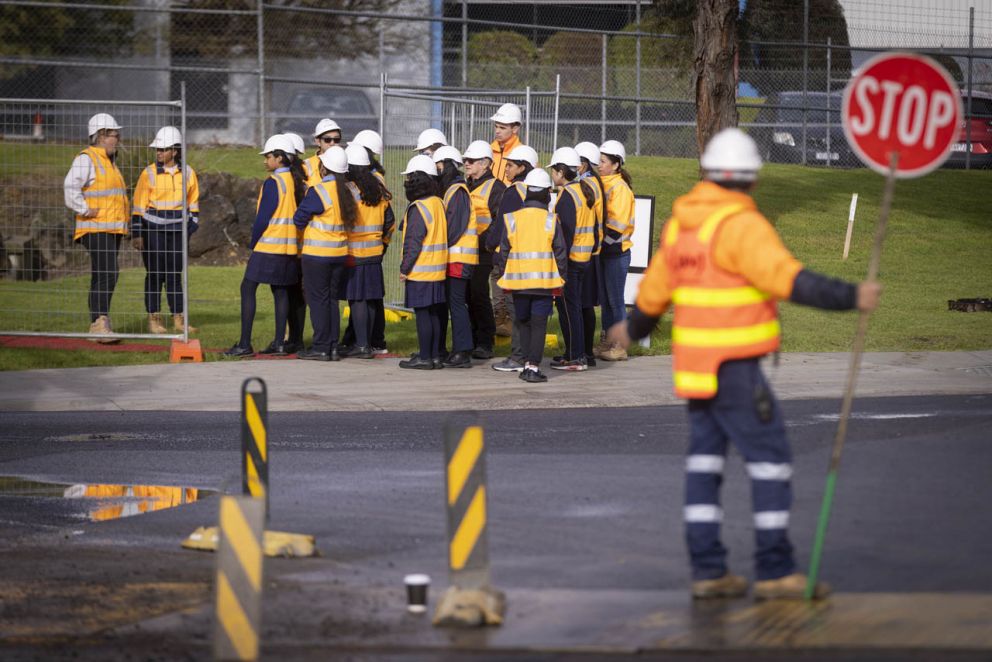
[1,149,990,371]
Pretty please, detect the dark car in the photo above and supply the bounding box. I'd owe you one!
[274,87,378,142]
[751,91,859,167]
[943,90,992,169]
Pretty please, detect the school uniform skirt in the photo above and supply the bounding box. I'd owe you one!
[343,263,385,301]
[244,252,301,286]
[404,280,446,309]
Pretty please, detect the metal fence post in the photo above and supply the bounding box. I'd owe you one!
[379,72,386,142]
[826,37,832,169]
[635,0,642,156]
[601,34,607,144]
[525,86,531,145]
[966,6,974,170]
[256,0,265,145]
[180,81,190,341]
[553,74,561,152]
[461,0,468,88]
[801,0,809,166]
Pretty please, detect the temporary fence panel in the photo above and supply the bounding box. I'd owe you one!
[0,97,192,341]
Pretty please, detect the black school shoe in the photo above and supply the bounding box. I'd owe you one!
[258,341,288,356]
[349,346,375,360]
[519,366,548,383]
[432,358,445,370]
[283,341,303,355]
[471,346,494,360]
[399,356,434,370]
[222,344,254,358]
[443,350,473,368]
[297,348,332,362]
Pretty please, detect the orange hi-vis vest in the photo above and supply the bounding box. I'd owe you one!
[303,154,322,189]
[497,207,564,290]
[345,182,388,260]
[663,203,781,399]
[74,146,128,240]
[559,180,600,263]
[131,163,199,224]
[403,196,448,282]
[469,177,498,236]
[443,182,478,266]
[490,133,520,185]
[302,176,349,259]
[254,170,301,256]
[601,173,635,253]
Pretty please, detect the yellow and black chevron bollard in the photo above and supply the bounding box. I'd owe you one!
[433,417,505,627]
[241,378,268,518]
[213,495,264,660]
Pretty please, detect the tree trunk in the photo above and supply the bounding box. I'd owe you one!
[694,0,739,165]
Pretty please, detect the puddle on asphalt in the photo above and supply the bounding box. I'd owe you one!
[0,476,214,523]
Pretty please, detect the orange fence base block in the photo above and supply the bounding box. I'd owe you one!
[170,339,204,363]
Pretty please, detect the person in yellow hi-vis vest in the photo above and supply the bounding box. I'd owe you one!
[130,126,200,335]
[596,139,636,362]
[223,134,306,357]
[63,113,128,342]
[397,155,448,370]
[303,119,342,188]
[608,128,881,601]
[493,168,568,384]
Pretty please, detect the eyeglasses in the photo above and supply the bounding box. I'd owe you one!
[463,158,479,165]
[319,135,341,144]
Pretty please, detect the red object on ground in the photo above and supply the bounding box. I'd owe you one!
[842,52,962,178]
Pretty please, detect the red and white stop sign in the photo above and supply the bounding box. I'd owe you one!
[842,52,962,178]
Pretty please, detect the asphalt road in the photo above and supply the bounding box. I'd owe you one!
[2,393,990,596]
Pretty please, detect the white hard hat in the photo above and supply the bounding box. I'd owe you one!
[414,128,448,152]
[88,113,121,137]
[549,146,581,169]
[402,154,437,176]
[522,168,552,190]
[491,102,522,125]
[462,140,493,161]
[319,145,348,174]
[313,118,341,138]
[149,126,182,149]
[348,129,383,155]
[574,141,601,165]
[284,132,306,155]
[599,140,627,164]
[431,145,463,165]
[344,143,370,167]
[700,128,763,182]
[259,134,295,155]
[506,145,538,168]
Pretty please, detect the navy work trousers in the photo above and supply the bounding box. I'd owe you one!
[302,258,344,352]
[139,227,184,314]
[446,276,473,353]
[554,260,588,361]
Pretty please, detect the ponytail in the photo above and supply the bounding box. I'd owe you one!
[619,167,633,187]
[275,150,306,204]
[580,157,607,221]
[347,164,385,206]
[578,179,596,209]
[335,176,358,230]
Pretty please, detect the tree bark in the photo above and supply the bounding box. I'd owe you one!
[694,0,739,164]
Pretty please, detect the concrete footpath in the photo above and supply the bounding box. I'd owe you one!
[1,350,990,412]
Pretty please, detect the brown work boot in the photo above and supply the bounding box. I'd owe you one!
[692,573,748,599]
[494,312,512,337]
[592,335,609,358]
[754,573,831,601]
[173,313,197,334]
[89,315,119,344]
[148,313,167,334]
[599,342,628,361]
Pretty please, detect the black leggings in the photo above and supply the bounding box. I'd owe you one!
[414,303,445,360]
[80,233,122,322]
[238,278,291,349]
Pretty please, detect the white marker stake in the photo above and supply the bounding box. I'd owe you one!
[842,193,859,260]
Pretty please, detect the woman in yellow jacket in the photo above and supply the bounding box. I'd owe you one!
[62,113,128,341]
[596,140,635,362]
[130,126,199,335]
[397,155,448,370]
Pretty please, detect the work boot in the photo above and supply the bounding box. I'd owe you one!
[754,573,831,601]
[173,313,198,334]
[88,315,119,344]
[494,312,512,337]
[692,573,748,599]
[592,335,610,359]
[599,342,628,362]
[147,313,167,334]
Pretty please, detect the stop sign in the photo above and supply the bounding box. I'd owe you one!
[842,52,962,178]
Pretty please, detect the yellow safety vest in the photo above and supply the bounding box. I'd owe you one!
[302,177,348,259]
[303,154,322,189]
[346,182,388,260]
[443,182,478,266]
[497,207,564,290]
[253,170,300,256]
[469,178,497,236]
[403,196,447,282]
[559,180,599,263]
[131,164,199,224]
[601,173,635,253]
[74,146,128,240]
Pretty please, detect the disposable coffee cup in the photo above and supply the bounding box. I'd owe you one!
[404,573,430,613]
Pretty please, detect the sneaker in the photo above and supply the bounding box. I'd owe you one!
[599,343,628,362]
[519,365,548,383]
[549,355,566,367]
[222,344,254,358]
[753,573,831,601]
[692,573,748,599]
[443,350,473,368]
[551,357,587,371]
[584,354,597,368]
[492,357,524,372]
[371,346,389,355]
[471,346,494,360]
[148,313,168,334]
[297,348,332,362]
[258,341,288,356]
[399,356,433,370]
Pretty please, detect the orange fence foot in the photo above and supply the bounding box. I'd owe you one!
[170,339,204,363]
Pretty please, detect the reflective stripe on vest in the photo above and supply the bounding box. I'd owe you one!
[254,171,300,256]
[346,180,390,259]
[470,178,496,234]
[403,197,448,281]
[301,177,348,258]
[497,208,564,290]
[74,146,128,239]
[134,164,198,223]
[444,182,479,266]
[563,182,597,263]
[603,175,635,252]
[304,154,322,189]
[665,202,779,399]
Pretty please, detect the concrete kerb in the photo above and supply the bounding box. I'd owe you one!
[0,351,989,413]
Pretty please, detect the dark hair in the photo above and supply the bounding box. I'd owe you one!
[367,149,386,176]
[336,177,358,229]
[510,161,533,182]
[404,171,439,202]
[552,163,577,181]
[172,146,183,168]
[524,187,551,206]
[436,160,461,192]
[603,153,633,187]
[712,179,755,192]
[273,150,306,204]
[580,157,607,215]
[347,164,389,206]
